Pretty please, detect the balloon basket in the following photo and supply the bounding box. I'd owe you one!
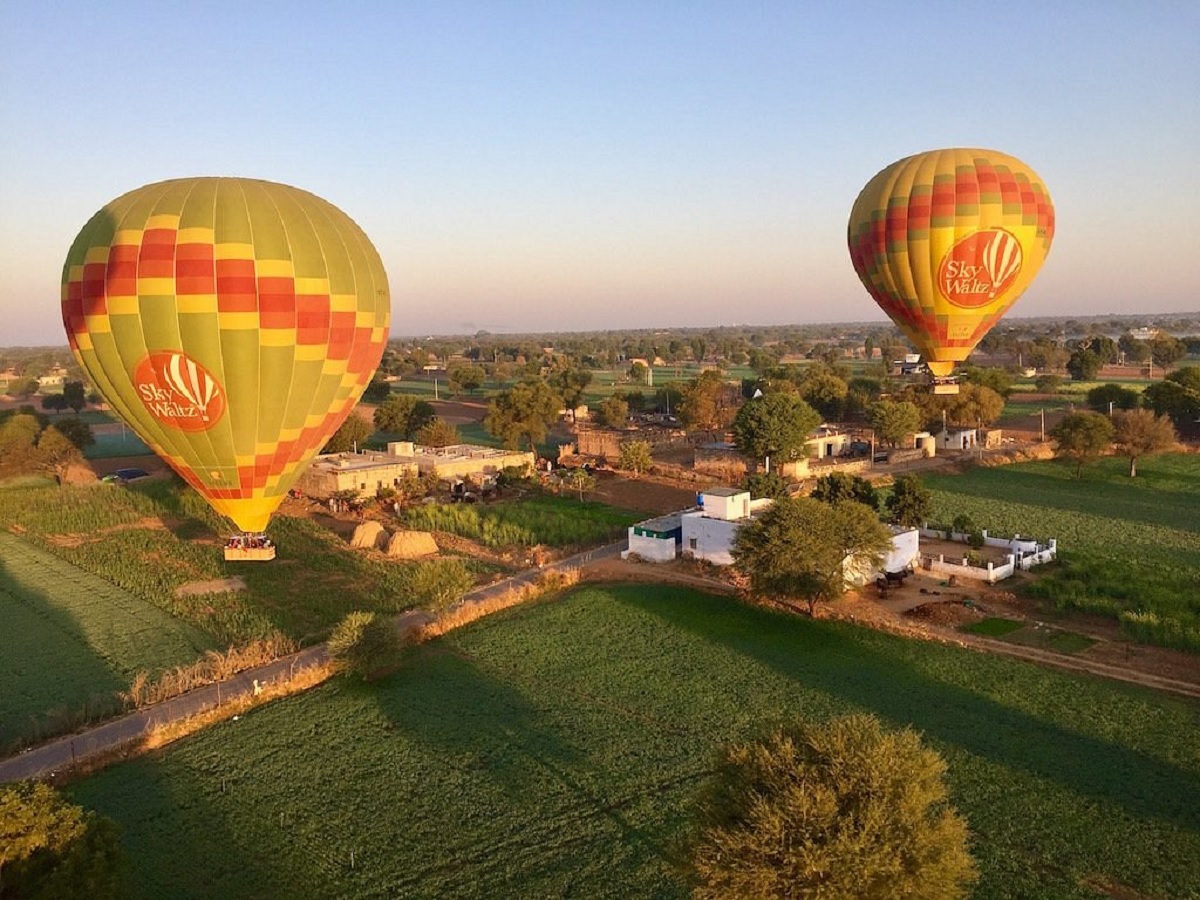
[224,533,276,562]
[930,377,960,395]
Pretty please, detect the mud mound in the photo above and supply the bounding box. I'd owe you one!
[386,530,438,559]
[350,521,387,549]
[903,599,985,628]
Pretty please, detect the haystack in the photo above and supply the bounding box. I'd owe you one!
[350,520,387,550]
[386,530,438,559]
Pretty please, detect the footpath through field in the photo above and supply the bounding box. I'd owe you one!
[0,541,624,784]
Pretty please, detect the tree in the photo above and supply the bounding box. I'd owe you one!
[678,370,736,430]
[686,714,977,900]
[40,394,68,415]
[484,379,562,450]
[742,471,789,500]
[51,417,94,451]
[733,496,891,616]
[447,363,486,395]
[1050,411,1114,477]
[323,413,373,453]
[1119,332,1151,364]
[374,395,435,438]
[326,611,400,681]
[1150,333,1186,369]
[362,376,392,404]
[406,558,475,611]
[548,367,593,417]
[1034,373,1063,394]
[796,367,849,421]
[945,383,1005,429]
[7,377,38,399]
[562,467,596,501]
[0,781,124,899]
[594,395,629,429]
[36,426,82,484]
[415,417,459,448]
[1143,365,1200,428]
[1066,349,1101,381]
[811,472,879,510]
[627,361,650,385]
[1086,383,1139,414]
[1112,408,1177,477]
[867,400,921,448]
[1077,334,1117,365]
[886,474,931,527]
[730,393,820,473]
[617,439,653,474]
[960,365,1013,398]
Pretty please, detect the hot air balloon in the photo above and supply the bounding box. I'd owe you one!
[62,178,390,555]
[847,148,1054,392]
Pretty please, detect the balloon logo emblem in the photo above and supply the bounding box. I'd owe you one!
[938,229,1023,308]
[133,351,226,432]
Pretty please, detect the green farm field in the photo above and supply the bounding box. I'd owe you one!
[401,493,642,548]
[0,531,214,751]
[69,584,1200,899]
[924,453,1200,651]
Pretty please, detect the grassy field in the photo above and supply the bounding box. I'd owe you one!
[0,480,454,646]
[0,532,214,750]
[68,584,1200,899]
[925,453,1200,651]
[401,494,642,548]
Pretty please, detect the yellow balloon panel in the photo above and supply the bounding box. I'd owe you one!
[847,148,1054,376]
[61,178,390,532]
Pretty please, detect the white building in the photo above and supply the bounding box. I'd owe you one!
[623,512,684,562]
[937,427,978,452]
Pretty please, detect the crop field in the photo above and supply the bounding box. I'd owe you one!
[401,494,642,548]
[0,531,214,751]
[69,584,1200,899]
[0,481,457,646]
[924,453,1200,651]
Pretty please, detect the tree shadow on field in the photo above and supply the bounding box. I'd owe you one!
[0,544,127,751]
[370,642,672,883]
[612,588,1200,833]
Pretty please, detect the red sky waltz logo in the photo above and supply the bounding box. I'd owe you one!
[133,351,226,432]
[938,229,1023,308]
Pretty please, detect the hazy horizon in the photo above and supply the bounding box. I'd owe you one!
[3,3,1197,346]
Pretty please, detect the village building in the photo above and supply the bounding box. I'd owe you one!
[296,442,535,499]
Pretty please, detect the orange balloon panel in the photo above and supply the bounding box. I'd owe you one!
[61,178,390,532]
[848,148,1054,377]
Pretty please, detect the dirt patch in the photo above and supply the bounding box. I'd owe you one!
[47,517,171,547]
[580,556,737,594]
[175,576,246,597]
[589,474,698,516]
[904,600,986,628]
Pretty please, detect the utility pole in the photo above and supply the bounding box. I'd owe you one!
[1040,408,1045,443]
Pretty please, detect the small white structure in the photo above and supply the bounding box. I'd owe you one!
[623,513,684,563]
[843,526,920,586]
[937,427,978,452]
[679,488,774,566]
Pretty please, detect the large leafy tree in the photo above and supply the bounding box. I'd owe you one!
[867,399,922,448]
[1143,366,1200,428]
[733,496,891,616]
[886,474,931,527]
[323,413,374,453]
[548,367,593,417]
[1050,410,1114,477]
[1067,349,1102,381]
[1149,333,1186,368]
[1086,383,1139,414]
[374,395,436,438]
[730,393,820,473]
[1112,408,1177,477]
[811,472,879,510]
[447,363,486,395]
[594,395,629,429]
[617,439,653,474]
[484,379,562,450]
[36,426,82,484]
[686,714,978,900]
[796,367,849,421]
[415,417,459,448]
[945,383,1005,429]
[678,370,737,430]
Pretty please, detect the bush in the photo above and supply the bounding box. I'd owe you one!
[0,781,125,899]
[686,714,978,899]
[326,612,400,681]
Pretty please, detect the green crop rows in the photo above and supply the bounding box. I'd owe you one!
[401,494,641,548]
[925,453,1200,652]
[0,532,214,750]
[69,584,1200,899]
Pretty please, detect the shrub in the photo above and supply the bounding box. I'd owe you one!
[686,714,977,899]
[326,612,400,681]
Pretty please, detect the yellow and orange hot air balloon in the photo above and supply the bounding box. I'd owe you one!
[61,178,390,537]
[848,148,1054,388]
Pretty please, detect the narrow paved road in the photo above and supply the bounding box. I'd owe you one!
[0,541,625,784]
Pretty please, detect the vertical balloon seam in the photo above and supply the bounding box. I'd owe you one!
[200,178,237,504]
[114,181,193,471]
[174,178,226,491]
[283,191,346,481]
[255,182,302,503]
[894,154,922,353]
[236,178,264,528]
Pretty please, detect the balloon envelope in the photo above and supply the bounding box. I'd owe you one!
[847,148,1054,377]
[62,178,390,532]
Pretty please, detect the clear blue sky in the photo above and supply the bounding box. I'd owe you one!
[2,1,1197,344]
